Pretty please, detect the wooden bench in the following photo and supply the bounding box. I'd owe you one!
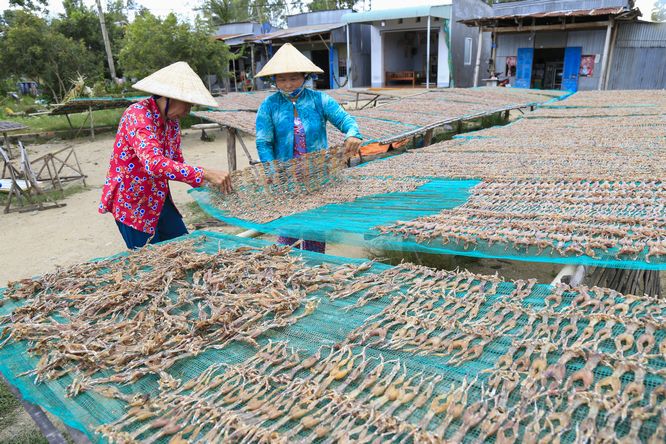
[385,71,417,87]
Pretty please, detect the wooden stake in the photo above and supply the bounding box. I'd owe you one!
[226,127,237,172]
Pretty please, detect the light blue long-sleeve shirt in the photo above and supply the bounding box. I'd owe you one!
[255,89,362,162]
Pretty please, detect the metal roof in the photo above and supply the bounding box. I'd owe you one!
[215,32,254,41]
[459,6,640,25]
[251,23,344,42]
[341,4,452,24]
[490,6,626,20]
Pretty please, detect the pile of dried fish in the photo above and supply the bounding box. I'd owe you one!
[212,91,271,111]
[211,175,426,223]
[550,89,666,107]
[529,105,666,118]
[230,145,351,194]
[98,260,666,442]
[352,124,666,182]
[0,237,374,395]
[378,179,666,263]
[191,110,257,134]
[205,145,426,222]
[98,341,450,443]
[332,263,666,442]
[341,264,666,442]
[353,89,666,182]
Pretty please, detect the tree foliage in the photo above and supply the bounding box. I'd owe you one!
[653,0,666,22]
[0,10,101,101]
[7,0,47,12]
[118,11,231,81]
[200,0,290,27]
[52,0,128,78]
[308,0,359,12]
[202,0,251,25]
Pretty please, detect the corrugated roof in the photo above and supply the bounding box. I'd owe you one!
[251,23,344,41]
[215,32,254,41]
[491,6,626,20]
[342,4,451,24]
[459,6,639,25]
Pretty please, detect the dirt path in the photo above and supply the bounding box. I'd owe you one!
[0,128,255,287]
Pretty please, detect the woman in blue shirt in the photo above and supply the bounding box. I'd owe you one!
[255,43,362,253]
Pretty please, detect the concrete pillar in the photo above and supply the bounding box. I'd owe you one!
[426,16,431,89]
[370,25,383,88]
[473,27,483,87]
[346,24,353,89]
[437,21,451,87]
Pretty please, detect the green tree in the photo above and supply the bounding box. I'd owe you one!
[308,0,359,12]
[8,0,47,12]
[118,11,231,83]
[200,0,289,27]
[0,10,101,100]
[52,0,128,79]
[653,0,666,22]
[250,0,289,27]
[201,0,251,25]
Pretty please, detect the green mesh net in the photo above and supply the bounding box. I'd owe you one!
[1,231,665,442]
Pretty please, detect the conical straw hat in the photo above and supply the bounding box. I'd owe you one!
[133,61,218,108]
[255,43,324,78]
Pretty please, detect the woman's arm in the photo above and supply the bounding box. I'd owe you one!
[256,101,276,162]
[321,93,362,141]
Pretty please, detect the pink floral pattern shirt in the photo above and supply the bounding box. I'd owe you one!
[99,97,205,234]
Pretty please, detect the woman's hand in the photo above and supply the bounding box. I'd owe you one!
[344,137,362,157]
[204,169,232,194]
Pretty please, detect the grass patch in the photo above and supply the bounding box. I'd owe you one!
[0,430,48,444]
[0,380,20,429]
[0,184,88,207]
[2,109,124,133]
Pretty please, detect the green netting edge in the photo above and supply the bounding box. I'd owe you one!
[0,231,387,443]
[191,178,666,270]
[0,231,664,442]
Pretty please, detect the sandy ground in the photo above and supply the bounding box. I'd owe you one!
[0,127,255,287]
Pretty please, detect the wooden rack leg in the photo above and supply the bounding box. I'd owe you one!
[424,129,434,147]
[226,127,237,172]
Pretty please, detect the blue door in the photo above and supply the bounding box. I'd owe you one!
[561,47,582,92]
[515,48,534,89]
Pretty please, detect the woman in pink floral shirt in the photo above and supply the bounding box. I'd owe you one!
[99,62,231,249]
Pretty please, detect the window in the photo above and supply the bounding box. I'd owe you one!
[339,58,347,77]
[464,37,473,65]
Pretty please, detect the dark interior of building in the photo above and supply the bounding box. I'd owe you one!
[531,48,565,89]
[310,50,330,89]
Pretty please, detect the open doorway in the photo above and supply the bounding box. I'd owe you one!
[382,30,438,87]
[310,50,330,89]
[531,48,564,89]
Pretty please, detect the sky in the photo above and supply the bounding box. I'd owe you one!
[0,0,658,22]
